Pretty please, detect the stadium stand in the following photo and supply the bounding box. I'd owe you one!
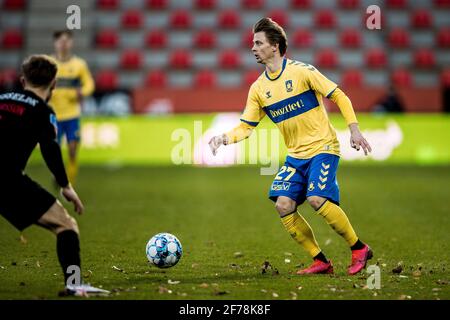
[0,0,448,112]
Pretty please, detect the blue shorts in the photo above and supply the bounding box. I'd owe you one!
[268,153,340,206]
[57,118,80,144]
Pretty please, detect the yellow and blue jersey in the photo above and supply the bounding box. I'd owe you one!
[241,58,340,159]
[48,55,94,121]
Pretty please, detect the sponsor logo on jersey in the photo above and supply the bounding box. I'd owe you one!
[271,181,291,191]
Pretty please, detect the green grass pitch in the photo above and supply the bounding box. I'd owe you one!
[0,165,449,300]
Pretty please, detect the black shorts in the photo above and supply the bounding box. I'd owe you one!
[0,174,56,231]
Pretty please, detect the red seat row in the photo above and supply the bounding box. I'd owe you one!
[99,0,450,10]
[116,48,437,70]
[92,68,450,91]
[95,28,450,50]
[99,0,426,10]
[369,0,450,8]
[119,49,242,70]
[118,8,438,30]
[94,69,258,90]
[317,48,436,69]
[97,0,450,11]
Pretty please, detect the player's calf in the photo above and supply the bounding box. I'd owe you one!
[36,201,81,284]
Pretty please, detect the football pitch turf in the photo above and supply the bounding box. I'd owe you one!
[0,165,449,300]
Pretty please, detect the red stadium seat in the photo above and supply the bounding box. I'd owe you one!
[195,0,216,10]
[218,10,241,29]
[441,69,450,87]
[386,0,407,8]
[194,29,216,49]
[170,10,192,29]
[169,50,192,69]
[315,49,338,69]
[267,10,289,28]
[437,28,450,48]
[388,28,410,48]
[242,30,254,48]
[95,29,119,49]
[411,9,433,29]
[1,29,23,49]
[95,70,118,91]
[120,50,143,69]
[97,0,118,10]
[341,70,364,87]
[315,10,336,29]
[291,0,311,9]
[391,69,412,87]
[2,0,26,10]
[121,10,143,29]
[219,50,241,69]
[0,68,19,88]
[242,0,264,9]
[340,29,361,48]
[414,49,435,68]
[145,30,167,48]
[365,48,387,68]
[292,29,313,48]
[146,0,168,10]
[145,70,167,87]
[194,70,217,88]
[434,0,450,8]
[243,69,261,86]
[339,0,359,9]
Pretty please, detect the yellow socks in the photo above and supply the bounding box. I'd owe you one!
[67,159,78,185]
[281,211,322,258]
[317,200,358,247]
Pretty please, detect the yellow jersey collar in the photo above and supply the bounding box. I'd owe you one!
[265,58,287,81]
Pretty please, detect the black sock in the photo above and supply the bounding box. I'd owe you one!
[350,239,365,251]
[56,230,81,284]
[313,252,329,263]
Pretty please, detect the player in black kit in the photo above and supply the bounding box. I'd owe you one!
[0,55,108,297]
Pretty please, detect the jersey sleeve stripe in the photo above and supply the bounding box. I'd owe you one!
[326,86,338,98]
[240,118,259,127]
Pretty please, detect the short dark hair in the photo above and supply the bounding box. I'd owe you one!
[21,55,57,88]
[253,18,288,56]
[53,29,73,40]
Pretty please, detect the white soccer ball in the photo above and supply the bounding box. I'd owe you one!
[146,233,183,268]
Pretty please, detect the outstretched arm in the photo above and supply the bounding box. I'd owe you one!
[209,121,255,156]
[329,88,372,155]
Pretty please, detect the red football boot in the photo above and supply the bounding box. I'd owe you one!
[348,244,373,275]
[296,259,334,275]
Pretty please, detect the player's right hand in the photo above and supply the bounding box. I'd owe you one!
[208,134,226,156]
[61,184,84,215]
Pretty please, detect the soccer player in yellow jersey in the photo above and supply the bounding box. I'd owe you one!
[209,18,373,275]
[49,30,95,185]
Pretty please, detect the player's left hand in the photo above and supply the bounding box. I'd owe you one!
[349,124,372,156]
[61,184,84,215]
[208,134,227,156]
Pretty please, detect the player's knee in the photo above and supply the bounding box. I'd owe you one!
[53,204,79,234]
[60,214,79,235]
[275,198,296,217]
[307,196,326,211]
